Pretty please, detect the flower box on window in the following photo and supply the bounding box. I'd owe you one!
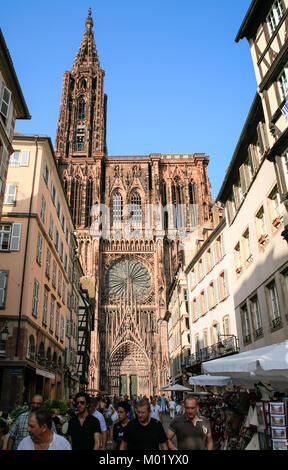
[258,234,268,245]
[272,217,282,228]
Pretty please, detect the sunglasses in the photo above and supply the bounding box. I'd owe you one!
[76,400,86,405]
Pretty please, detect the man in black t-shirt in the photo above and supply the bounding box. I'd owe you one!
[113,401,130,450]
[67,392,101,450]
[120,399,168,450]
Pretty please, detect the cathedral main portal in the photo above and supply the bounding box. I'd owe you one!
[101,256,156,397]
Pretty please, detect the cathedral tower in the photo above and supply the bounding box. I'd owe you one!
[55,10,213,396]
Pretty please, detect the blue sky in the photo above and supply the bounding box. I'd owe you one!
[1,0,256,199]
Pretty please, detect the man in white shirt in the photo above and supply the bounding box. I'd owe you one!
[169,397,176,419]
[150,397,163,423]
[17,408,71,450]
[89,398,107,449]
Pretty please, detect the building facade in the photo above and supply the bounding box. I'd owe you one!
[0,29,30,219]
[55,10,214,396]
[183,210,239,375]
[217,94,288,352]
[236,0,288,241]
[0,135,83,410]
[166,268,190,387]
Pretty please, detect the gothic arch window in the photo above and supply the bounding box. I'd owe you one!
[78,97,86,121]
[46,347,52,367]
[27,335,35,361]
[172,182,184,228]
[70,178,82,226]
[52,351,57,368]
[63,178,68,195]
[85,179,94,227]
[112,192,123,228]
[130,192,142,228]
[79,78,87,90]
[161,182,168,229]
[189,182,196,205]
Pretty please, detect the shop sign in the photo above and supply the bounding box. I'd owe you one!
[9,369,23,376]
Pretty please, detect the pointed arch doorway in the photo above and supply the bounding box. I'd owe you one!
[109,340,151,397]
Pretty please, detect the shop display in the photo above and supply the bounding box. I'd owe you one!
[272,439,287,451]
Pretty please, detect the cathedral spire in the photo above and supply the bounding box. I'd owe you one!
[71,8,100,72]
[85,7,93,31]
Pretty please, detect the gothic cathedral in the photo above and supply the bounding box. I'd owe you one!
[55,10,213,396]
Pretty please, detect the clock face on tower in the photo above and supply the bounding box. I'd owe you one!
[105,259,151,302]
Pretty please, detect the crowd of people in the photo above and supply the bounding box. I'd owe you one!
[0,392,216,451]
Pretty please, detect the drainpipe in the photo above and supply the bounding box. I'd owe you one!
[15,136,39,357]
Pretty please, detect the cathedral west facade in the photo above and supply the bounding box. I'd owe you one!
[55,10,213,396]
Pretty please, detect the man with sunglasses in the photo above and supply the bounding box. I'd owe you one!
[6,394,56,450]
[67,392,101,450]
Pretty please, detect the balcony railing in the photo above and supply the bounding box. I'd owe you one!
[183,336,239,368]
[272,316,281,328]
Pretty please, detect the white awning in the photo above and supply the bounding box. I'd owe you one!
[201,340,288,390]
[36,368,55,380]
[189,374,232,386]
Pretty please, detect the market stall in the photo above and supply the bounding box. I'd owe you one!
[201,340,288,450]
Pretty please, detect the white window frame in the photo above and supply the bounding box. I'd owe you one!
[268,283,280,320]
[36,233,42,264]
[0,223,21,251]
[43,289,48,326]
[0,86,11,119]
[278,64,288,102]
[250,296,262,331]
[9,150,30,167]
[266,0,284,36]
[49,297,55,332]
[60,316,65,341]
[40,196,46,222]
[55,306,60,338]
[46,249,51,278]
[32,279,39,317]
[3,183,17,205]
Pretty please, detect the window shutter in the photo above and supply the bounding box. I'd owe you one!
[248,144,259,173]
[0,271,7,306]
[194,265,199,285]
[224,270,229,297]
[0,86,11,119]
[211,243,217,267]
[20,150,30,166]
[239,164,247,194]
[203,254,207,276]
[6,95,13,132]
[10,223,21,250]
[220,234,226,257]
[215,277,221,305]
[204,288,209,313]
[4,184,16,204]
[61,316,65,341]
[257,122,269,155]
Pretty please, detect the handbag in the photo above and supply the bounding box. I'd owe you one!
[111,410,118,422]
